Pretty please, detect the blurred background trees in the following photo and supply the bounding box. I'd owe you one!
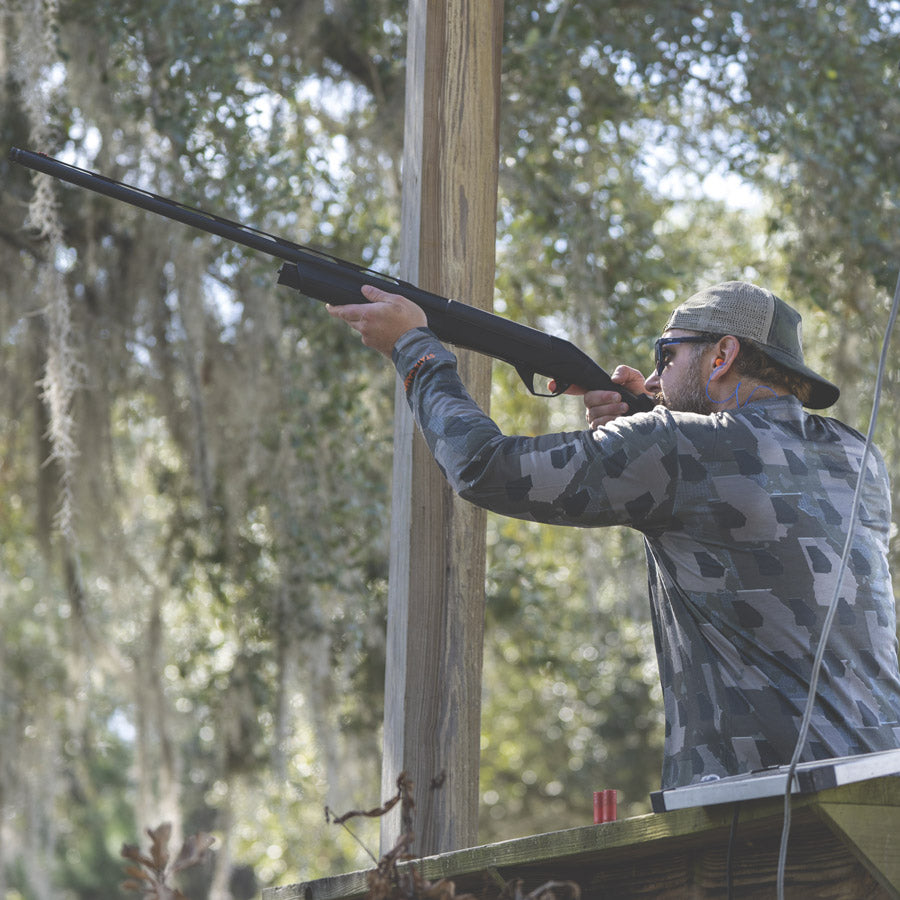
[1,1,899,897]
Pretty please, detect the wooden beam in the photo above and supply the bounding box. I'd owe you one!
[265,776,900,900]
[380,0,503,857]
[815,801,900,897]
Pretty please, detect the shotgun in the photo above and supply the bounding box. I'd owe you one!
[9,147,653,412]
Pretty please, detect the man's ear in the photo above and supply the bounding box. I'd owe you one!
[711,336,740,375]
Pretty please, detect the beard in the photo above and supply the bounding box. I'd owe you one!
[658,353,716,415]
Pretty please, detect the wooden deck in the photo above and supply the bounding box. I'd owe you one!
[264,774,900,899]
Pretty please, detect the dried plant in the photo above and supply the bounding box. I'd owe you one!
[12,0,83,543]
[327,774,580,900]
[500,880,581,900]
[121,822,215,900]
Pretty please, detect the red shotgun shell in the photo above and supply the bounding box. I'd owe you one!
[593,789,617,824]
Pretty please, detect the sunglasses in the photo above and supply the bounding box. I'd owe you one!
[653,336,717,377]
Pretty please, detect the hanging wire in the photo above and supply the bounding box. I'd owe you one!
[775,268,900,899]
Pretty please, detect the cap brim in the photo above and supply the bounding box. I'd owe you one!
[805,378,840,409]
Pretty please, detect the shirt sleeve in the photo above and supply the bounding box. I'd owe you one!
[392,328,680,530]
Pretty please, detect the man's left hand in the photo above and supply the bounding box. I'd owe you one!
[327,285,428,357]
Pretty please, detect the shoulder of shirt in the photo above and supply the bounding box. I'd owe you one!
[589,405,703,447]
[616,397,868,450]
[591,396,810,442]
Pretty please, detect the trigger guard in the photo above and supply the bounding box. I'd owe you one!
[514,365,538,395]
[514,365,567,398]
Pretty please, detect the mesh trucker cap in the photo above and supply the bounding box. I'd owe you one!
[664,281,840,409]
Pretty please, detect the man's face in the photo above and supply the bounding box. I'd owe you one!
[645,330,716,414]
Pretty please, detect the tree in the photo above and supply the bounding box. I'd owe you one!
[1,1,899,895]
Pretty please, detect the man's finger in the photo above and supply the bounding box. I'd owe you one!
[547,380,587,396]
[326,302,368,323]
[361,284,396,303]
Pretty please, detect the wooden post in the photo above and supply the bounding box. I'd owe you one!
[380,0,503,857]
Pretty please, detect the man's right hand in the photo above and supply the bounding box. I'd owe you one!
[583,366,650,429]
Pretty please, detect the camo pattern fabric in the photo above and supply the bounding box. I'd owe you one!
[392,328,900,789]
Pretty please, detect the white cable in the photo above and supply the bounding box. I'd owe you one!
[776,270,900,899]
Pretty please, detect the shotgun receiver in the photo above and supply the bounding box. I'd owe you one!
[9,147,654,412]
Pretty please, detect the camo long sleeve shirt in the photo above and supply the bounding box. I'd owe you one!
[393,328,900,789]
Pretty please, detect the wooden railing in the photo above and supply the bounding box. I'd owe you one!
[264,774,900,900]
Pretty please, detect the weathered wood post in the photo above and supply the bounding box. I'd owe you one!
[380,0,504,857]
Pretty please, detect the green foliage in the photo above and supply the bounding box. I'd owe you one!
[479,518,663,837]
[2,0,900,897]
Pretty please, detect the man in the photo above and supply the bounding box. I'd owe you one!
[328,280,900,789]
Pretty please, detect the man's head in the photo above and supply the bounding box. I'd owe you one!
[648,281,839,411]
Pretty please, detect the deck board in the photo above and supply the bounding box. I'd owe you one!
[264,776,900,900]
